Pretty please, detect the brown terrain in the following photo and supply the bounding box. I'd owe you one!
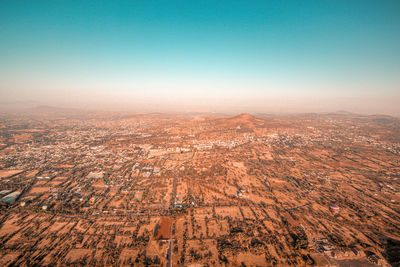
[0,109,399,266]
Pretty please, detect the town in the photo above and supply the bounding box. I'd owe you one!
[0,109,399,266]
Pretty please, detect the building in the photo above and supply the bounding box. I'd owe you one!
[329,204,340,212]
[0,191,21,204]
[87,172,104,179]
[0,190,12,196]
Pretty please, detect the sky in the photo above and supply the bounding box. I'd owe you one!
[0,0,400,115]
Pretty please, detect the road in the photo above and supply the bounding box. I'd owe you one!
[166,221,173,267]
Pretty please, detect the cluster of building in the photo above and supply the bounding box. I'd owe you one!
[0,112,399,266]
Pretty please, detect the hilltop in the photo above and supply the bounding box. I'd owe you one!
[213,113,265,130]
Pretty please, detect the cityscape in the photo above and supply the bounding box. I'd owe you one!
[1,1,400,266]
[0,108,399,266]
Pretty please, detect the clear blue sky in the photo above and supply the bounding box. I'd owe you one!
[1,1,399,114]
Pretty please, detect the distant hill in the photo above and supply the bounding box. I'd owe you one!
[213,113,265,130]
[229,113,258,122]
[331,110,354,115]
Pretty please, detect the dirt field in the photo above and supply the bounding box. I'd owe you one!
[0,169,24,178]
[155,217,171,240]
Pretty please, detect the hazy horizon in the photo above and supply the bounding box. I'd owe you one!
[1,1,400,116]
